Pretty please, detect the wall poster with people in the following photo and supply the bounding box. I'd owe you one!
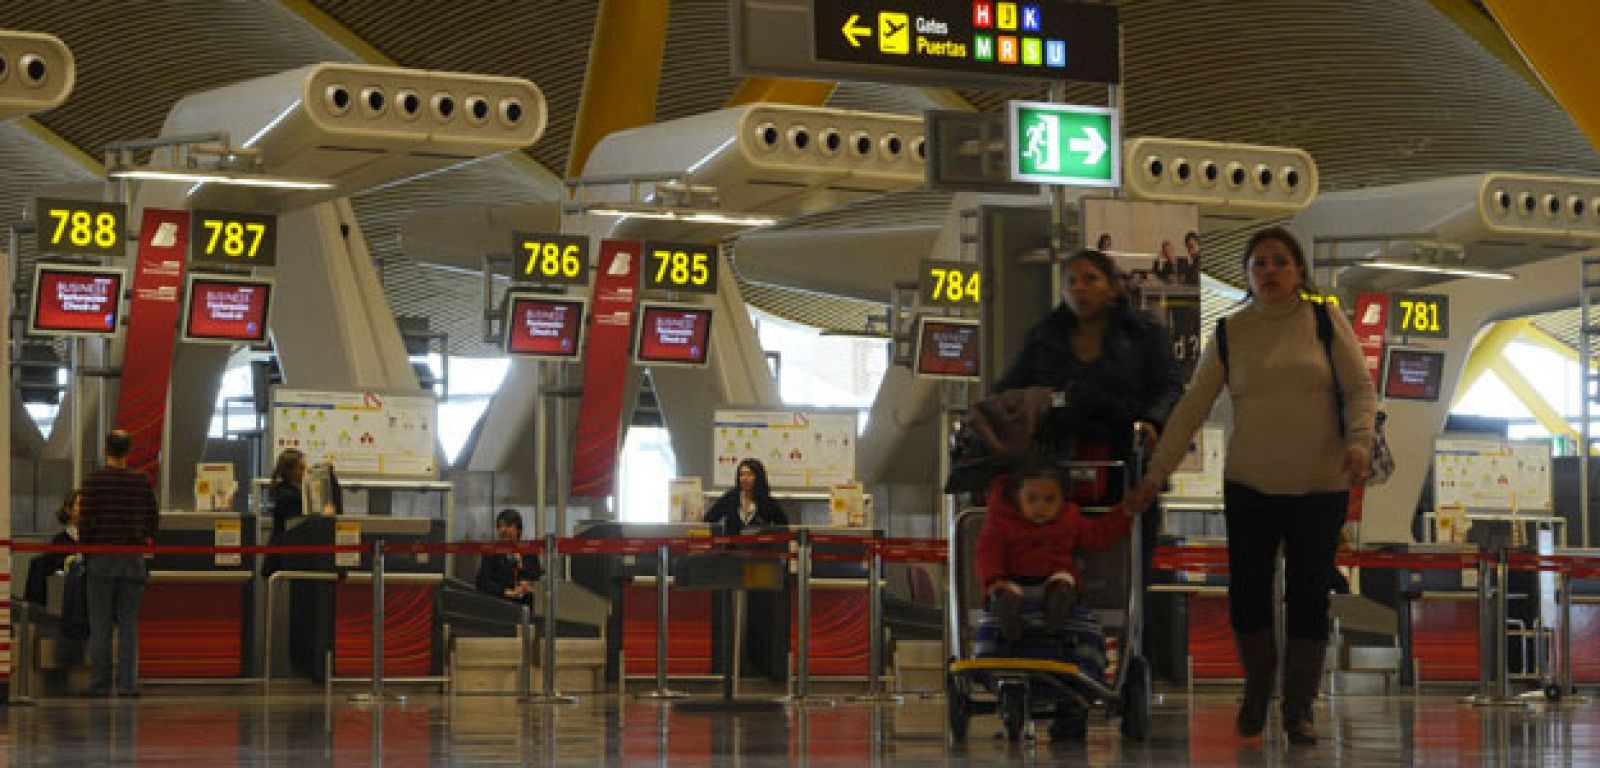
[1081,199,1203,379]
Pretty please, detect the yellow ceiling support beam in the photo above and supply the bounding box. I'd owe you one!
[567,0,672,178]
[1488,356,1579,441]
[1426,0,1541,91]
[1451,319,1526,409]
[1481,0,1600,151]
[19,117,101,175]
[726,78,836,108]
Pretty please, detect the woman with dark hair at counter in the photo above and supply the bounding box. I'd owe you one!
[476,508,542,603]
[703,459,788,535]
[267,448,307,538]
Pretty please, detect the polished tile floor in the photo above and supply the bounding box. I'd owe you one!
[3,689,1594,766]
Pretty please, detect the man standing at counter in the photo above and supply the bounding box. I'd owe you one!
[79,429,160,697]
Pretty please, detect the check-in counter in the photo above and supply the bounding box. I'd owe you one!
[142,512,257,679]
[1391,543,1485,684]
[268,514,444,681]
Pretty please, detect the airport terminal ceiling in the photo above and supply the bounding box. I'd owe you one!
[0,0,1597,346]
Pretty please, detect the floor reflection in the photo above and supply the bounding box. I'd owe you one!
[4,690,1598,765]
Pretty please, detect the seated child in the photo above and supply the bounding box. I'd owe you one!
[976,459,1138,641]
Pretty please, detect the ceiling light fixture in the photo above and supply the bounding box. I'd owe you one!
[1357,259,1514,281]
[108,167,335,190]
[584,204,779,228]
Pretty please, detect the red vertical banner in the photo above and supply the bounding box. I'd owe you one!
[570,239,641,497]
[115,209,189,486]
[1352,292,1390,387]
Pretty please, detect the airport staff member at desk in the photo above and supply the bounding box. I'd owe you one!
[702,459,789,680]
[476,509,542,604]
[703,459,788,535]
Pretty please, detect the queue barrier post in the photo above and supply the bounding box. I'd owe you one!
[1561,568,1574,698]
[519,604,533,699]
[370,537,386,702]
[529,533,576,704]
[785,528,832,706]
[636,542,687,700]
[850,536,901,704]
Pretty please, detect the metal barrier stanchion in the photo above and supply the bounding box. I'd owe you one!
[529,533,575,704]
[352,538,388,703]
[636,543,686,700]
[850,537,900,704]
[1497,552,1511,702]
[786,528,832,706]
[1562,569,1576,699]
[11,601,33,705]
[1468,552,1493,705]
[519,604,533,699]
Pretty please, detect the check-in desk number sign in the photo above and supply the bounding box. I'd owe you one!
[335,521,362,568]
[921,260,981,306]
[214,519,242,567]
[642,242,719,293]
[190,210,278,267]
[514,232,590,286]
[35,198,126,255]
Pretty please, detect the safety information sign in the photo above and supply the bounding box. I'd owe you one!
[713,409,858,490]
[270,389,439,479]
[1433,438,1551,512]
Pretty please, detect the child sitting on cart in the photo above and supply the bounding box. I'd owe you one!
[974,458,1140,737]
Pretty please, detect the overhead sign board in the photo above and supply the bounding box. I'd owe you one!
[513,232,590,286]
[920,259,981,307]
[810,0,1119,84]
[34,198,126,256]
[641,242,719,294]
[1007,101,1119,187]
[1390,292,1449,339]
[735,0,1118,88]
[190,210,277,267]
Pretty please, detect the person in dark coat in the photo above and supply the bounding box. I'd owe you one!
[261,449,305,579]
[476,509,542,603]
[703,459,788,535]
[25,491,90,642]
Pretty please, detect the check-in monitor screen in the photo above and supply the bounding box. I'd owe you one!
[30,265,124,337]
[1384,348,1445,401]
[634,303,713,367]
[183,276,272,344]
[914,317,981,380]
[504,293,587,359]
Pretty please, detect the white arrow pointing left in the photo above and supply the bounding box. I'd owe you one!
[1068,126,1107,165]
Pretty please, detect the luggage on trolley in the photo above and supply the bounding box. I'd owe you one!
[945,445,1152,743]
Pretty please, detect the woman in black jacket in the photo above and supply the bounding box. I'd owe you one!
[997,249,1185,588]
[704,459,788,535]
[476,509,542,602]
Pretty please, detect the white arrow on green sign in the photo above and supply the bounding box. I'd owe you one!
[1007,101,1121,187]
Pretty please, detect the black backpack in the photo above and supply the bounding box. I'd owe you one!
[1214,301,1394,485]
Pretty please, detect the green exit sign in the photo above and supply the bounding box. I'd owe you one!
[1007,101,1119,187]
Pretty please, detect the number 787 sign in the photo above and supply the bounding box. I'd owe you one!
[1007,101,1120,187]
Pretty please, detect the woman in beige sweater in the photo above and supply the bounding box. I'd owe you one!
[1128,227,1377,745]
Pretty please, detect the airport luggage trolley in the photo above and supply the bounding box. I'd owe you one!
[945,450,1152,743]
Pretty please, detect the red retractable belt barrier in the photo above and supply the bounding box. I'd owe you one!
[7,541,363,556]
[1151,544,1491,574]
[381,541,547,557]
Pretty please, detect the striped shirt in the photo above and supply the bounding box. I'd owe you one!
[79,465,160,546]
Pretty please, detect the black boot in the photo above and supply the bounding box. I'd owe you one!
[1234,629,1277,737]
[1281,637,1327,746]
[1043,580,1078,632]
[992,588,1024,644]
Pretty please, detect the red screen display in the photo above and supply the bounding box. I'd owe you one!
[185,279,271,342]
[635,305,713,366]
[1384,349,1444,401]
[32,268,122,336]
[506,296,585,358]
[916,319,981,379]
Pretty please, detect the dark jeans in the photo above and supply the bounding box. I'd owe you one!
[1223,482,1347,641]
[86,555,148,691]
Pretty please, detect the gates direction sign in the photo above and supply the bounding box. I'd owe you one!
[813,1,1119,83]
[731,0,1120,87]
[1007,101,1119,187]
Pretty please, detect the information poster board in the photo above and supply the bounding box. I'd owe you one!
[1167,427,1224,500]
[1082,199,1202,377]
[270,389,439,479]
[713,408,857,490]
[1433,438,1552,512]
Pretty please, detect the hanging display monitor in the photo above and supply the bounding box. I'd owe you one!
[503,292,588,360]
[181,273,273,345]
[29,263,126,338]
[913,316,981,380]
[634,302,714,368]
[1383,348,1445,401]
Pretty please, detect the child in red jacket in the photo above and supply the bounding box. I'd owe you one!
[976,459,1138,642]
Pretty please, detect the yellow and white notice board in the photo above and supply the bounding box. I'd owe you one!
[270,388,439,479]
[713,408,857,490]
[1433,438,1552,511]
